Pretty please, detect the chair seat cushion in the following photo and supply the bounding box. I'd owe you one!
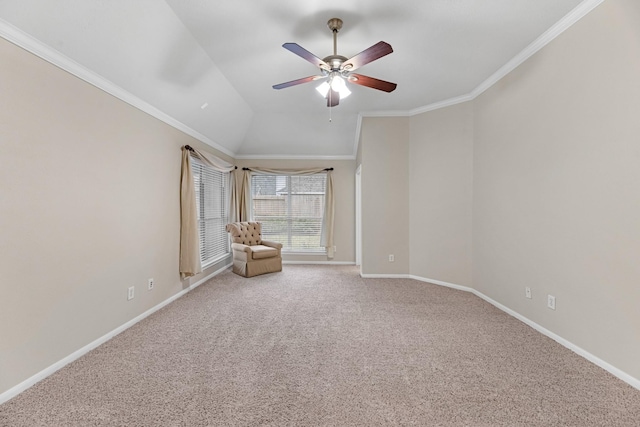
[250,245,279,260]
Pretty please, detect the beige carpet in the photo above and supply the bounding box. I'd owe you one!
[1,265,639,426]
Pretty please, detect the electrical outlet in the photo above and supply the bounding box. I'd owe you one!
[525,287,532,299]
[547,294,556,310]
[388,254,395,262]
[128,286,135,301]
[148,278,154,291]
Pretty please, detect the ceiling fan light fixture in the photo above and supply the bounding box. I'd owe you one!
[342,87,352,99]
[316,81,330,97]
[316,74,351,100]
[316,77,351,99]
[330,74,345,90]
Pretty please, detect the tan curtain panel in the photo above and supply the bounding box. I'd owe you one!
[238,170,251,222]
[242,167,336,258]
[179,146,237,278]
[320,170,335,258]
[179,148,201,277]
[229,181,241,224]
[188,146,235,173]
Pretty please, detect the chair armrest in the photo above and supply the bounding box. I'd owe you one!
[231,243,252,253]
[261,240,283,249]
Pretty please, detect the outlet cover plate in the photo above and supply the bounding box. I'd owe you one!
[547,294,556,310]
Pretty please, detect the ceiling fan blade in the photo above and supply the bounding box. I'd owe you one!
[348,73,397,92]
[283,43,331,71]
[341,41,393,71]
[272,75,325,90]
[326,88,340,107]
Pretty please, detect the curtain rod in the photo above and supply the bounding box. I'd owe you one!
[242,167,334,171]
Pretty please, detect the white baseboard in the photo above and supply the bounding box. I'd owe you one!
[4,266,637,405]
[407,274,640,391]
[360,273,411,279]
[409,275,474,293]
[471,288,640,391]
[0,263,232,405]
[283,261,355,265]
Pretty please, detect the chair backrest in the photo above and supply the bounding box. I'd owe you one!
[226,222,263,246]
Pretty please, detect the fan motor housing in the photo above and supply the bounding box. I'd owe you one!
[323,54,348,71]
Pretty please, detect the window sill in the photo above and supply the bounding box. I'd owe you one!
[202,252,231,270]
[282,251,327,256]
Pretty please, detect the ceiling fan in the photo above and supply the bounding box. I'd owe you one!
[273,18,397,107]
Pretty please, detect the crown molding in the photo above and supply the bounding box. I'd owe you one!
[1,19,356,162]
[351,0,605,157]
[1,0,605,162]
[408,93,475,116]
[359,110,412,117]
[359,92,475,119]
[0,18,236,159]
[469,0,605,98]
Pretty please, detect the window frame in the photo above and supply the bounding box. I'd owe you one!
[191,155,230,268]
[250,173,327,254]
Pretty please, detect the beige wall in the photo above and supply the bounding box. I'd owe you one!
[359,117,410,274]
[0,38,231,395]
[3,0,639,397]
[357,0,640,381]
[234,158,356,264]
[473,0,640,379]
[359,105,473,283]
[409,103,474,286]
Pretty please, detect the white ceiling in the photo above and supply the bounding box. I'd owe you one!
[0,0,588,158]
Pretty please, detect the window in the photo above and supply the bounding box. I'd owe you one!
[191,156,229,266]
[251,174,326,252]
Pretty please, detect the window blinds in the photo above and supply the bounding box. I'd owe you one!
[251,174,326,252]
[191,156,229,265]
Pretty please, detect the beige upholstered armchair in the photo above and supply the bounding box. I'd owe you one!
[225,222,283,277]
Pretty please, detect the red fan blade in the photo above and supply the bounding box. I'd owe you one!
[326,88,340,107]
[341,41,393,72]
[273,75,325,90]
[283,43,331,71]
[348,73,397,92]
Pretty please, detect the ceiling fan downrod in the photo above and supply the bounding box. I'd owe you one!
[327,18,342,56]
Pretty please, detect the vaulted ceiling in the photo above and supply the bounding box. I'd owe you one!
[0,0,588,158]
